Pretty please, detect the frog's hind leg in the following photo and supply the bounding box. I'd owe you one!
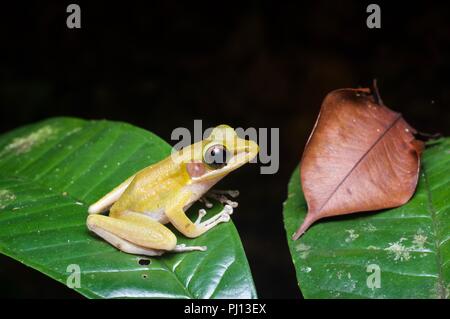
[87,211,176,256]
[88,225,165,256]
[87,211,205,256]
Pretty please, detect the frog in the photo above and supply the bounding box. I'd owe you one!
[87,125,259,256]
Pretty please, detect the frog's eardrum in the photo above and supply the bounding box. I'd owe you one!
[293,87,423,240]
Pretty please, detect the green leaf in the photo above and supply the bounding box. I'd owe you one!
[283,138,450,299]
[0,117,256,299]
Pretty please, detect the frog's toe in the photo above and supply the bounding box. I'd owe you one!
[173,244,207,252]
[212,189,239,198]
[223,204,233,215]
[195,208,207,225]
[219,212,231,223]
[200,205,233,229]
[206,190,239,208]
[199,197,213,208]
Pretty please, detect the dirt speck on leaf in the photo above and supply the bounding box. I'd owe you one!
[1,126,57,156]
[295,242,311,259]
[412,234,427,249]
[345,229,359,242]
[431,281,450,299]
[300,266,312,273]
[0,189,16,209]
[384,239,411,261]
[412,230,428,249]
[363,223,377,232]
[385,231,431,262]
[343,279,357,292]
[65,127,81,136]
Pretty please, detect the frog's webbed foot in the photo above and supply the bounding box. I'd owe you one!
[195,204,233,232]
[204,190,239,208]
[167,192,234,238]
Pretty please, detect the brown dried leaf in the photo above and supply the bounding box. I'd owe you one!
[293,87,424,240]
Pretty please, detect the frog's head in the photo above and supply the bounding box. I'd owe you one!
[178,125,259,182]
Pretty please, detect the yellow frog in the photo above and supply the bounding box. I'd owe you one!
[87,125,258,256]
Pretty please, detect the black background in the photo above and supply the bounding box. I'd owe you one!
[0,1,449,298]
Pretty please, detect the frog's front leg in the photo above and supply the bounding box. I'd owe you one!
[167,191,233,238]
[87,211,205,256]
[88,174,136,214]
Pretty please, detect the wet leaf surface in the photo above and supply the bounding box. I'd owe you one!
[284,138,449,298]
[0,117,256,299]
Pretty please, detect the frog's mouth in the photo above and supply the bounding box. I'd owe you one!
[191,139,259,181]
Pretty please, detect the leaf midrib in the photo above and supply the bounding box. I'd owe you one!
[422,164,446,299]
[313,114,403,215]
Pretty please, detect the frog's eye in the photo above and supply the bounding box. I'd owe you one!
[203,144,230,169]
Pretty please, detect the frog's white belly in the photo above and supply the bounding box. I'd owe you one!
[143,178,219,225]
[186,179,218,205]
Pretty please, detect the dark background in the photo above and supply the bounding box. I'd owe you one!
[0,1,449,298]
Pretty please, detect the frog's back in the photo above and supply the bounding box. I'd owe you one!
[111,157,190,214]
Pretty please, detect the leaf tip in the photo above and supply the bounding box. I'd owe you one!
[292,214,316,240]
